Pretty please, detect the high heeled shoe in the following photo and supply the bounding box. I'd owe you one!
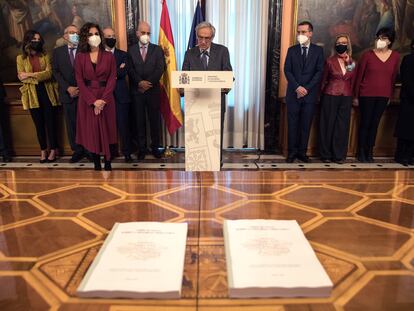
[104,160,112,171]
[93,154,102,171]
[40,150,48,163]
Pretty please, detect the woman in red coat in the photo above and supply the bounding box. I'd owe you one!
[319,34,357,163]
[75,22,117,171]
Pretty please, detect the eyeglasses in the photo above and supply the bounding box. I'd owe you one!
[197,36,212,42]
[140,31,151,35]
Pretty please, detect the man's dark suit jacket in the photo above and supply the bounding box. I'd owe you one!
[182,42,233,110]
[127,43,165,94]
[113,48,130,104]
[182,42,232,72]
[52,45,77,104]
[284,43,324,103]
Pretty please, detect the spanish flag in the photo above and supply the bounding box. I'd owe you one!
[159,0,183,135]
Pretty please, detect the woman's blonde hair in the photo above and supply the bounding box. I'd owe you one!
[332,34,352,57]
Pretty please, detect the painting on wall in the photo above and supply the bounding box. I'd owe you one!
[0,0,114,83]
[125,0,140,46]
[296,0,414,59]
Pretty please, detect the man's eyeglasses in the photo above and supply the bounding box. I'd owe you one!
[197,36,212,42]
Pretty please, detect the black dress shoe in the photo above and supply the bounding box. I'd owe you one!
[321,158,330,163]
[357,153,366,163]
[286,156,295,163]
[2,155,12,163]
[124,155,133,163]
[334,158,345,164]
[47,157,57,163]
[137,152,146,161]
[40,158,47,164]
[85,152,94,162]
[69,152,84,163]
[152,148,162,159]
[297,154,311,163]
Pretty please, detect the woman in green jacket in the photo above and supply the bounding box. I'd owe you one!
[17,30,60,163]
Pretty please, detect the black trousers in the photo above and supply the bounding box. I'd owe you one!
[115,101,132,156]
[319,94,352,160]
[62,99,84,154]
[131,88,160,152]
[358,97,388,152]
[0,97,11,156]
[29,83,58,150]
[395,139,414,162]
[287,98,315,156]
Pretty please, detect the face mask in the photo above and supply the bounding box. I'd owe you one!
[297,34,308,45]
[88,35,101,48]
[105,38,116,49]
[376,39,388,49]
[30,41,43,52]
[139,34,150,45]
[335,44,348,54]
[68,33,79,45]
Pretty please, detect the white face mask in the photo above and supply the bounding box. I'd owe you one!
[376,39,388,49]
[297,34,308,45]
[88,35,101,48]
[139,34,150,45]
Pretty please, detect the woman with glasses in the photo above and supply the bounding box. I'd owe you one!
[74,22,117,171]
[17,30,60,163]
[354,27,399,162]
[319,34,356,164]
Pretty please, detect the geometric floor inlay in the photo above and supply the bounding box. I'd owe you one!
[0,168,413,310]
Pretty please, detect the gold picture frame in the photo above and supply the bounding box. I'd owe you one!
[0,0,115,83]
[293,0,414,60]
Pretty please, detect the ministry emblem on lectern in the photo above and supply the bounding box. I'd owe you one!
[179,73,190,85]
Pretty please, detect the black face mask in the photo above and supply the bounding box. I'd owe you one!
[335,44,348,54]
[105,38,116,49]
[30,41,43,52]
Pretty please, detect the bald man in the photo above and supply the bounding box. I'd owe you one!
[127,21,165,160]
[103,27,132,162]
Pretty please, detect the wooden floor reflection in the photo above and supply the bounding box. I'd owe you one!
[0,169,413,310]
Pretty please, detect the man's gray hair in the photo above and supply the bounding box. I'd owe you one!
[195,22,216,39]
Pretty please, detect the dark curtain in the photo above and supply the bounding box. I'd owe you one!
[125,0,140,46]
[264,0,282,152]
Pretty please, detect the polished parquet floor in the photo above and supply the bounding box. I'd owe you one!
[0,168,414,310]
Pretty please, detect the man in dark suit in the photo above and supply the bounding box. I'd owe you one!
[127,21,165,160]
[284,21,324,163]
[0,80,12,162]
[52,24,88,163]
[103,27,133,163]
[182,22,233,164]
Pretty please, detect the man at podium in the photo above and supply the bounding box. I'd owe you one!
[182,22,232,166]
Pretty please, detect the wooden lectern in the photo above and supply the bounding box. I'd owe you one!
[172,71,233,171]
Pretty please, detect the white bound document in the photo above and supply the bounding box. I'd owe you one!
[77,222,188,299]
[224,219,333,298]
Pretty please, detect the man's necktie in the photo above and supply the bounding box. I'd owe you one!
[141,45,147,62]
[69,48,75,66]
[201,50,208,70]
[302,46,308,68]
